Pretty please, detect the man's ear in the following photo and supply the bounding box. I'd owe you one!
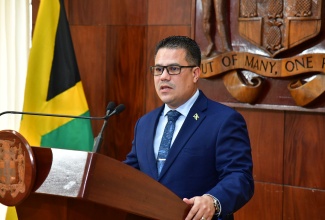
[193,67,201,83]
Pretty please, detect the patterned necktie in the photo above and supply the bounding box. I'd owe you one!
[157,110,181,175]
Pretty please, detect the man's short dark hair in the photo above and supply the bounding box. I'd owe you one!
[155,36,201,67]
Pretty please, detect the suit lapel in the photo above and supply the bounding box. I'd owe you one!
[146,106,164,179]
[158,92,208,179]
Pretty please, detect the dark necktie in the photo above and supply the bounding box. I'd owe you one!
[157,110,181,175]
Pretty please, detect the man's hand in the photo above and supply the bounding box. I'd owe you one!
[183,195,215,220]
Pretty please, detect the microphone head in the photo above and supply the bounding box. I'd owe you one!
[115,104,126,115]
[105,103,125,119]
[106,102,116,114]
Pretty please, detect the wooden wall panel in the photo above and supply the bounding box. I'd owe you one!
[234,182,283,220]
[283,186,325,219]
[198,78,239,104]
[148,0,194,25]
[284,112,325,189]
[105,26,147,160]
[238,109,284,184]
[69,0,147,25]
[31,0,40,26]
[70,26,107,139]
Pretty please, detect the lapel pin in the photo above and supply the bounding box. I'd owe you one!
[193,113,199,121]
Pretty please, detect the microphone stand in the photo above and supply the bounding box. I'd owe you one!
[92,119,108,153]
[92,104,125,153]
[0,111,106,120]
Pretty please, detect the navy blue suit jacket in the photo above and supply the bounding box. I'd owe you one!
[124,91,254,219]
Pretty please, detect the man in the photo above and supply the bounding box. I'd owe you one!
[124,36,254,220]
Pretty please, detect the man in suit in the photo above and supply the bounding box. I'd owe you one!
[124,36,254,220]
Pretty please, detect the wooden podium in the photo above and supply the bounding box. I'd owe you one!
[0,130,190,219]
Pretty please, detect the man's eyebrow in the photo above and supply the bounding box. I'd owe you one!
[154,63,181,66]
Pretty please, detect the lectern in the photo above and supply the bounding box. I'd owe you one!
[0,130,190,219]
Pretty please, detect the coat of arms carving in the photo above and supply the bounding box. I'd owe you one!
[239,0,321,57]
[0,140,26,198]
[0,130,35,206]
[196,0,325,108]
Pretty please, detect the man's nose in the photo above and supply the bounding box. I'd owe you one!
[160,67,170,78]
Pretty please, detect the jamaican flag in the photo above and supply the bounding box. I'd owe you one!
[6,0,93,218]
[19,0,94,151]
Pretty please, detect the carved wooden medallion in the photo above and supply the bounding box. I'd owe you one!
[0,130,36,206]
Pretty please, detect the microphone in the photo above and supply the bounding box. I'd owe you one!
[0,101,125,153]
[92,103,126,153]
[105,101,116,116]
[0,111,106,120]
[106,103,126,118]
[0,102,120,120]
[90,102,115,154]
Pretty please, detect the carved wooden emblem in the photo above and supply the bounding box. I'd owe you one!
[0,140,26,198]
[0,130,35,206]
[196,0,325,107]
[239,0,321,57]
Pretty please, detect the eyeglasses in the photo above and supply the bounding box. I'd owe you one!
[150,65,196,76]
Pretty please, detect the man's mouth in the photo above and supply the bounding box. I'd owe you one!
[160,85,172,91]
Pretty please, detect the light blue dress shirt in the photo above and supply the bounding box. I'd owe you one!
[153,89,199,158]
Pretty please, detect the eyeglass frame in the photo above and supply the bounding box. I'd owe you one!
[150,65,197,76]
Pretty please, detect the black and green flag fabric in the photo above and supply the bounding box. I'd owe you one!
[19,0,94,151]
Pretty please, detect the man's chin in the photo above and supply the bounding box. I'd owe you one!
[159,95,173,104]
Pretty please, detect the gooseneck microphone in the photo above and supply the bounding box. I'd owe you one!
[105,101,116,117]
[106,104,126,118]
[0,101,126,153]
[92,103,125,153]
[0,111,106,120]
[91,101,116,152]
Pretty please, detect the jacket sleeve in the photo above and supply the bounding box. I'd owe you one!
[207,111,254,218]
[123,119,140,169]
